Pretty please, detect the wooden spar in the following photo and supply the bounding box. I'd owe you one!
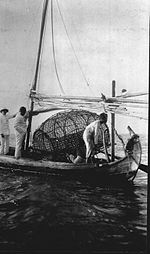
[32,93,148,104]
[116,91,148,98]
[25,0,49,150]
[111,80,115,161]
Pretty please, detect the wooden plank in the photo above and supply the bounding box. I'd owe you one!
[116,91,148,98]
[111,80,115,161]
[139,163,148,173]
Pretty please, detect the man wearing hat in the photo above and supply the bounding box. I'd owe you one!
[0,108,16,155]
[83,112,110,163]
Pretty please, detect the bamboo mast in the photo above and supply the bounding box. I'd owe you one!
[25,0,49,150]
[111,80,115,161]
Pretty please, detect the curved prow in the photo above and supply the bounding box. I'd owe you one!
[127,125,136,136]
[125,126,142,180]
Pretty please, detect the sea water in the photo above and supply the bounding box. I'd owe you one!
[0,135,147,252]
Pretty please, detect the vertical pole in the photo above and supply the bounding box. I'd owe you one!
[25,0,49,150]
[111,80,115,161]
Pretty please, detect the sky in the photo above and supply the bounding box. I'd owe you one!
[0,0,149,135]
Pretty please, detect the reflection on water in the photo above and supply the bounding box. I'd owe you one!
[0,170,147,252]
[0,135,147,252]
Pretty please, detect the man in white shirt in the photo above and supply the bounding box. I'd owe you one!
[83,112,110,163]
[0,108,16,155]
[14,106,29,159]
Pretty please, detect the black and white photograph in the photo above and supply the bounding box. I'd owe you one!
[0,0,148,253]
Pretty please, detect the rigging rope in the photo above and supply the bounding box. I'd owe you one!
[51,0,65,95]
[106,108,148,120]
[55,0,94,95]
[113,127,126,153]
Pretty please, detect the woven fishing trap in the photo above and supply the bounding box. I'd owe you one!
[32,109,110,161]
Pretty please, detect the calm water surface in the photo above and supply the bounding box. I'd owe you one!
[0,135,147,252]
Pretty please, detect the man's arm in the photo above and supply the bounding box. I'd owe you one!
[0,117,4,137]
[7,113,17,119]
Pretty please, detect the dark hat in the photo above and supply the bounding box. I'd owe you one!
[1,108,9,113]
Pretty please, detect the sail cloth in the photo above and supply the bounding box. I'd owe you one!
[32,109,110,161]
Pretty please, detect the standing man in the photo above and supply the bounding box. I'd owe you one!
[14,106,29,159]
[83,112,110,163]
[0,108,16,155]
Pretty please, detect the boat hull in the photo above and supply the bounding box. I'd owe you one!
[0,154,138,181]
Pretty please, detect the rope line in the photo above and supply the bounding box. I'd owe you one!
[105,108,148,120]
[51,0,65,95]
[55,0,94,95]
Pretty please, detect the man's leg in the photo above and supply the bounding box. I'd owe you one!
[15,132,25,159]
[5,135,10,154]
[86,139,94,163]
[0,135,5,154]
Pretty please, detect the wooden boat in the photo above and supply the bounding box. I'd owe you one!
[0,0,147,181]
[0,129,142,182]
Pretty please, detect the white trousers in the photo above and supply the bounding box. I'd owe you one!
[0,135,9,155]
[15,131,26,159]
[83,131,94,162]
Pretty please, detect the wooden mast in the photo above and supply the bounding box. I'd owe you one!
[111,80,115,161]
[25,0,49,150]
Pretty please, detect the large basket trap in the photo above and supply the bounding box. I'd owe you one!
[32,109,110,160]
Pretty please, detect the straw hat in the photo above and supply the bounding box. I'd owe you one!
[0,108,9,113]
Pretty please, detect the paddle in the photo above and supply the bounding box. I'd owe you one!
[138,164,148,173]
